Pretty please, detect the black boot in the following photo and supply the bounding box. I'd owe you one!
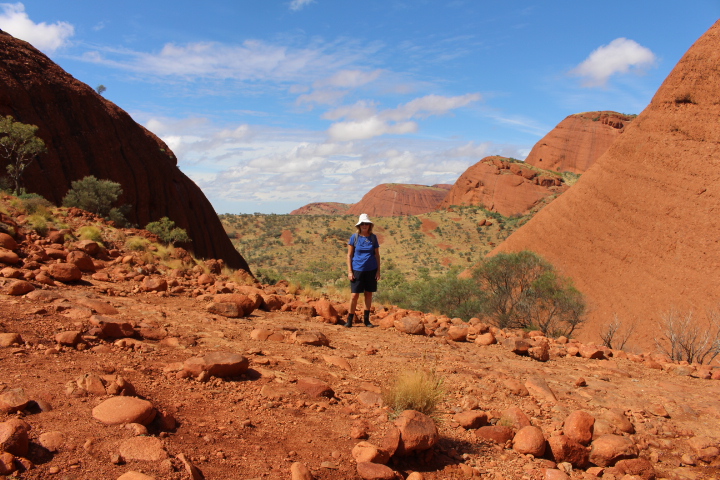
[344,313,354,328]
[364,310,375,327]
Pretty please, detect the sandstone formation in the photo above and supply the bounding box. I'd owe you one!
[290,202,352,215]
[494,20,720,348]
[439,156,568,216]
[0,32,249,271]
[524,111,635,174]
[347,184,449,217]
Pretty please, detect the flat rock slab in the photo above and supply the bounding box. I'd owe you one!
[183,352,249,378]
[92,397,156,426]
[119,436,168,461]
[525,376,557,403]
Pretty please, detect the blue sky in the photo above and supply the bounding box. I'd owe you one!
[2,2,718,214]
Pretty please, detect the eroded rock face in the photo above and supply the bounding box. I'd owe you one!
[493,19,720,349]
[0,31,249,272]
[524,111,635,174]
[347,184,450,217]
[439,156,568,216]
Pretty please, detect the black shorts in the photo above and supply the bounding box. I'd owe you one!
[350,269,377,293]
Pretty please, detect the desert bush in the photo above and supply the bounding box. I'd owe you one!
[472,251,586,336]
[77,226,103,243]
[62,176,130,226]
[18,193,53,215]
[26,213,48,236]
[378,270,483,320]
[145,217,191,245]
[382,369,444,417]
[125,236,149,251]
[599,314,635,350]
[654,308,720,364]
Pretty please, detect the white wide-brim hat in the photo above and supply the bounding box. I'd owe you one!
[356,213,373,226]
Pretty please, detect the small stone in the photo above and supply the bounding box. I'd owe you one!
[548,435,589,468]
[513,426,546,457]
[48,262,82,282]
[564,410,595,445]
[475,425,514,444]
[119,436,168,461]
[117,472,156,480]
[589,434,638,467]
[183,352,249,378]
[0,387,30,413]
[92,397,156,425]
[646,404,669,417]
[0,419,30,456]
[297,377,334,398]
[356,461,396,480]
[500,406,531,430]
[394,410,439,455]
[0,333,22,347]
[352,441,383,463]
[290,461,314,480]
[38,431,65,452]
[0,452,16,475]
[453,410,488,429]
[4,279,34,295]
[55,331,82,346]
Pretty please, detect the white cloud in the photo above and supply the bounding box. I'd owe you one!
[328,116,417,141]
[0,2,74,53]
[314,69,382,88]
[323,100,377,121]
[289,0,314,11]
[385,93,481,121]
[326,93,481,141]
[79,38,380,85]
[570,38,656,87]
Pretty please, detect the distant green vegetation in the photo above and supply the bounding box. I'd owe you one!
[220,204,548,296]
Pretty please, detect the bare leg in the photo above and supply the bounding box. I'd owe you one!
[364,291,373,311]
[350,293,360,316]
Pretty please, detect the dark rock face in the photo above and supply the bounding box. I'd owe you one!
[0,32,249,271]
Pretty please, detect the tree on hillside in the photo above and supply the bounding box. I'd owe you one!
[62,175,130,226]
[472,250,586,336]
[0,115,47,195]
[145,216,191,245]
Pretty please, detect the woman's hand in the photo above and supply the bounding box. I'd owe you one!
[348,271,355,281]
[375,271,381,281]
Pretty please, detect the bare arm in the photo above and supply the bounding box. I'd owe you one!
[347,244,355,281]
[374,247,381,280]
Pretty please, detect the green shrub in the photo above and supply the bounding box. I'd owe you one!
[145,217,191,245]
[382,369,444,417]
[77,226,103,243]
[18,193,53,215]
[62,176,130,226]
[472,250,585,336]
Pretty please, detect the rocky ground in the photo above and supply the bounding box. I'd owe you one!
[1,203,720,480]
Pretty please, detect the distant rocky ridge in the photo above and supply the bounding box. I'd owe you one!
[494,19,720,347]
[439,156,567,217]
[290,202,352,215]
[0,32,250,272]
[346,183,451,217]
[524,111,635,174]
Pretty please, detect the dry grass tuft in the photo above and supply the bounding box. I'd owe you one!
[77,226,103,243]
[382,368,444,417]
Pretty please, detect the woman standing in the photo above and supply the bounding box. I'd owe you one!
[345,213,380,327]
